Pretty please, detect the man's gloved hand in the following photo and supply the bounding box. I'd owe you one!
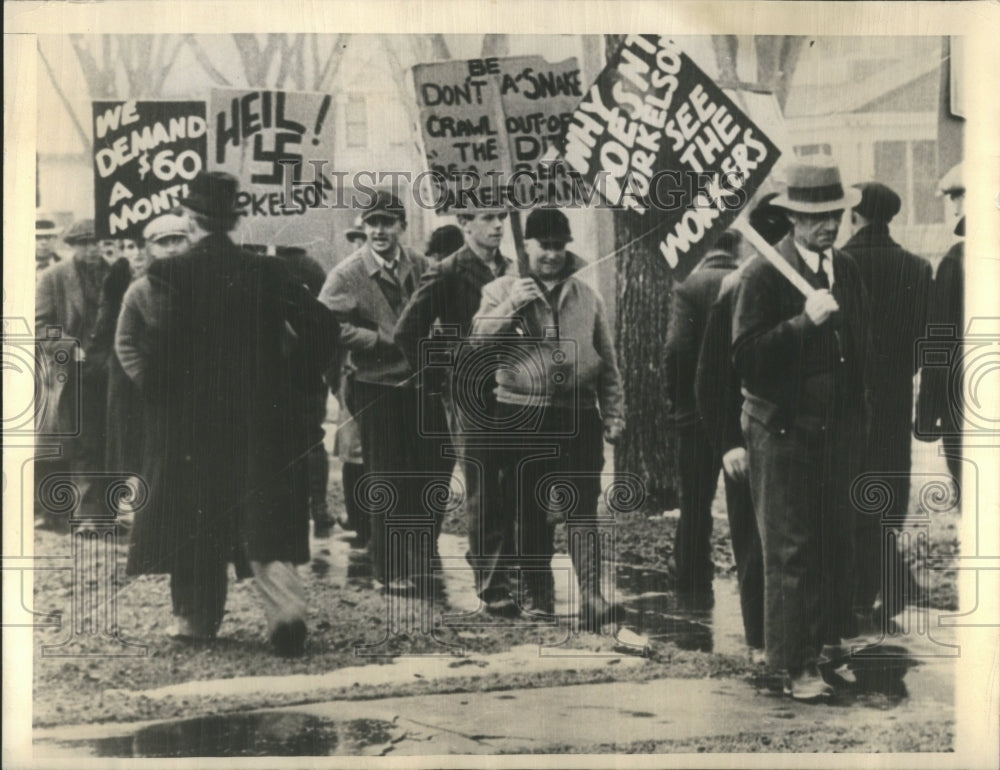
[804,289,840,326]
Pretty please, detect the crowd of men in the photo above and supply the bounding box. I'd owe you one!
[33,158,965,698]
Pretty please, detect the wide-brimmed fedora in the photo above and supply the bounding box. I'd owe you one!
[772,161,861,214]
[179,171,245,219]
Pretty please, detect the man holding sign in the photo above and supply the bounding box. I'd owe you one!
[732,161,872,701]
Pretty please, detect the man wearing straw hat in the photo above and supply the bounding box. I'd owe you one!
[732,160,872,701]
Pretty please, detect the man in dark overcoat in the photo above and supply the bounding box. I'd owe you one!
[917,163,965,491]
[842,182,932,627]
[693,193,790,657]
[124,172,339,655]
[732,161,872,700]
[665,230,742,603]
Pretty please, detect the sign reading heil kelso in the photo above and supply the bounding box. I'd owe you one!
[209,88,336,247]
[556,35,781,279]
[92,101,208,240]
[414,56,583,210]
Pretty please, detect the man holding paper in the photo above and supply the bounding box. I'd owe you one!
[732,161,872,701]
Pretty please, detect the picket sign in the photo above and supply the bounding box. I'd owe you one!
[412,56,583,276]
[92,100,208,241]
[555,35,781,282]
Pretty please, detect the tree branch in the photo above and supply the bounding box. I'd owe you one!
[153,35,187,96]
[69,34,112,97]
[184,35,232,87]
[38,42,90,152]
[480,34,509,59]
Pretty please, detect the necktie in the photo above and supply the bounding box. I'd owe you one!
[815,252,830,290]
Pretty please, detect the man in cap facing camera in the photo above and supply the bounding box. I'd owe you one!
[732,161,873,700]
[472,208,625,626]
[143,214,191,260]
[319,190,442,594]
[35,218,112,527]
[126,172,340,656]
[842,182,932,630]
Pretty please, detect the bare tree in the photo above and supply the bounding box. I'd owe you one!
[602,35,679,507]
[610,34,804,505]
[481,34,509,59]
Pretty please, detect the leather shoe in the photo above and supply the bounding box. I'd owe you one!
[484,594,520,618]
[783,663,833,702]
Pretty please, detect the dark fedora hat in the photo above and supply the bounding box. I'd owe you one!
[852,182,902,223]
[772,161,861,214]
[179,171,245,219]
[524,208,573,243]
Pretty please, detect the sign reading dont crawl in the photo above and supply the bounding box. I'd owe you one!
[92,101,207,241]
[413,56,583,210]
[555,35,780,279]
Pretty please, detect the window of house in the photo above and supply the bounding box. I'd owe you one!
[345,96,368,148]
[794,143,832,158]
[874,139,943,225]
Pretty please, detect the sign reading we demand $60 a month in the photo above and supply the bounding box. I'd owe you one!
[92,101,208,241]
[556,35,780,280]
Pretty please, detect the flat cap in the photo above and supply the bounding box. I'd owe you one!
[852,182,902,223]
[62,219,96,244]
[143,214,189,243]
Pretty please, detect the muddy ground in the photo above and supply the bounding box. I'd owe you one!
[32,449,960,754]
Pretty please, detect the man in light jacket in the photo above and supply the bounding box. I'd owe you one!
[472,208,624,626]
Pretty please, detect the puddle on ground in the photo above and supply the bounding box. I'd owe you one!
[59,712,398,758]
[611,564,748,656]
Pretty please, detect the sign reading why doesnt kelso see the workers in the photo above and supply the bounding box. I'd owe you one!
[209,88,337,248]
[92,101,207,240]
[556,35,780,280]
[414,56,583,210]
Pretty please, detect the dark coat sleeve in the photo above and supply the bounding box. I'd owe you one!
[393,260,447,373]
[267,259,341,379]
[665,281,699,422]
[916,246,963,436]
[696,289,744,453]
[732,263,812,385]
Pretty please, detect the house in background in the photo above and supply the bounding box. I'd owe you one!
[783,36,956,262]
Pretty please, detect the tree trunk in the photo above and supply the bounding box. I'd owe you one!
[605,35,679,509]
